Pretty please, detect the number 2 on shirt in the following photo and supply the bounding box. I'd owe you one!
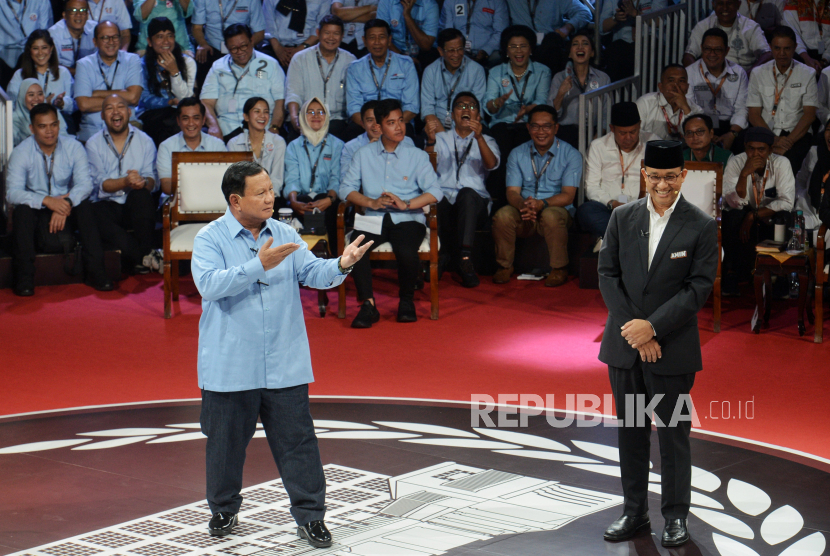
[455,3,465,15]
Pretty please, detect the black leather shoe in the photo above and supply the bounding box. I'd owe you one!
[662,518,690,547]
[13,284,34,297]
[86,278,116,292]
[396,298,417,322]
[208,512,237,537]
[351,300,380,328]
[603,513,650,541]
[458,257,480,288]
[298,520,332,548]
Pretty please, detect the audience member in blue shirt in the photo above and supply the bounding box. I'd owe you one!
[227,96,286,196]
[345,19,419,133]
[421,28,486,136]
[341,99,414,180]
[158,97,227,195]
[284,97,345,251]
[340,98,442,327]
[88,0,132,48]
[6,103,112,295]
[138,17,197,146]
[48,0,97,73]
[376,0,439,57]
[330,0,379,57]
[13,79,69,145]
[8,30,76,121]
[74,21,143,142]
[425,91,499,288]
[0,0,52,87]
[263,0,327,68]
[134,0,194,55]
[492,105,582,287]
[87,94,159,273]
[191,160,371,545]
[438,0,508,67]
[201,24,285,142]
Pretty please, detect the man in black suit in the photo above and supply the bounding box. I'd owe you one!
[598,140,718,547]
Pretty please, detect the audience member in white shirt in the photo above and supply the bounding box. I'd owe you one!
[636,64,703,141]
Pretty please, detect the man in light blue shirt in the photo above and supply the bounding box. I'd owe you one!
[492,105,582,287]
[48,0,97,73]
[87,94,159,273]
[74,21,143,142]
[0,0,52,86]
[157,97,227,195]
[439,0,508,66]
[345,19,419,135]
[201,24,285,142]
[421,28,486,135]
[192,0,265,86]
[340,98,442,327]
[505,0,592,72]
[331,0,380,57]
[425,91,499,288]
[191,160,371,546]
[340,100,414,180]
[6,103,112,295]
[376,0,439,59]
[88,0,132,47]
[263,0,327,68]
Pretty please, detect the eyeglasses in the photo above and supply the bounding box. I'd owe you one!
[453,103,479,111]
[65,7,89,13]
[529,123,554,131]
[443,47,464,55]
[98,35,120,43]
[684,128,708,138]
[643,171,680,185]
[702,46,726,54]
[306,110,327,116]
[507,43,530,51]
[228,43,251,54]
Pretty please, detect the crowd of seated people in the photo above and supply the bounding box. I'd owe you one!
[3,0,830,326]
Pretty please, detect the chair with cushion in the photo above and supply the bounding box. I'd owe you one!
[816,224,828,343]
[640,161,724,331]
[162,151,252,318]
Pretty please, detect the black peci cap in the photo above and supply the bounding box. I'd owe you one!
[744,126,775,146]
[643,140,685,170]
[611,101,641,127]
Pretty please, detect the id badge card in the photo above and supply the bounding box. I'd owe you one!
[443,112,452,128]
[220,41,229,54]
[228,97,237,113]
[617,194,629,203]
[465,40,472,52]
[348,24,356,35]
[536,32,544,45]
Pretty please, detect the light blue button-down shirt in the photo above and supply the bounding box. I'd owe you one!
[346,52,420,117]
[6,136,93,209]
[192,209,347,392]
[377,0,440,54]
[74,51,143,142]
[48,19,97,69]
[420,57,486,124]
[341,0,380,50]
[227,130,287,194]
[438,0,509,56]
[0,0,52,67]
[88,0,132,30]
[340,132,414,180]
[284,135,345,197]
[435,128,499,204]
[340,140,443,224]
[285,45,356,121]
[484,61,551,125]
[157,131,227,180]
[86,125,158,204]
[505,0,592,36]
[507,139,582,215]
[192,0,265,51]
[263,0,327,47]
[8,66,76,115]
[201,51,285,136]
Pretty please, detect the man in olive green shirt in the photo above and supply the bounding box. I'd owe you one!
[682,114,732,164]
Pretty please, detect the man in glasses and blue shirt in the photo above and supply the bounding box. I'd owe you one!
[438,0,508,67]
[48,0,97,73]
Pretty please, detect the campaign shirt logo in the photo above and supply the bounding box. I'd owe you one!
[391,19,399,26]
[267,143,274,152]
[482,7,495,13]
[324,155,332,161]
[501,78,510,87]
[30,13,38,21]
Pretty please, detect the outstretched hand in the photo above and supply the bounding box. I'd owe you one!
[340,234,374,268]
[258,237,300,271]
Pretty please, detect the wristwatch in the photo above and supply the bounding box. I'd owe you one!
[405,199,411,210]
[337,257,354,274]
[542,199,549,208]
[606,200,614,210]
[425,140,436,146]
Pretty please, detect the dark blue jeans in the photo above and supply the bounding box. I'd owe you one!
[200,385,325,526]
[576,200,613,238]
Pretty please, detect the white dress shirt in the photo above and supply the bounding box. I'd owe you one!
[747,59,818,135]
[584,131,661,205]
[647,190,682,269]
[685,13,770,74]
[738,0,784,31]
[783,0,830,59]
[722,152,795,213]
[636,92,703,140]
[686,58,749,129]
[814,65,830,124]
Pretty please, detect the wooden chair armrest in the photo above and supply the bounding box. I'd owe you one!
[427,202,438,231]
[162,193,177,230]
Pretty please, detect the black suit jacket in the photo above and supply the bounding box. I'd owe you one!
[598,195,718,375]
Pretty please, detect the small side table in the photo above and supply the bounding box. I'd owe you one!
[753,249,815,336]
[302,233,331,317]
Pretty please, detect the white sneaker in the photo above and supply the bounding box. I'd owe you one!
[593,237,603,253]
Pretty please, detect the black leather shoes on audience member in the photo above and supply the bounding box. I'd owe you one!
[603,513,650,541]
[13,284,34,297]
[662,518,690,547]
[86,278,116,292]
[297,520,332,548]
[397,299,417,322]
[458,257,479,288]
[351,300,380,328]
[208,512,237,536]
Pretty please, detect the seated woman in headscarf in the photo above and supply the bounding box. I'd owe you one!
[227,96,287,201]
[137,17,197,146]
[283,97,345,252]
[14,79,68,146]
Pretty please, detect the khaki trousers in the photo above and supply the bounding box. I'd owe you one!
[492,205,572,269]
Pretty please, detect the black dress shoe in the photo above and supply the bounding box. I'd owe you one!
[396,298,417,322]
[457,257,480,288]
[298,520,332,548]
[351,300,380,329]
[662,518,690,547]
[603,513,650,541]
[208,512,237,537]
[86,278,116,292]
[13,285,34,297]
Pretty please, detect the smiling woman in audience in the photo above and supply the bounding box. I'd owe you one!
[7,31,76,127]
[13,79,68,146]
[227,96,287,201]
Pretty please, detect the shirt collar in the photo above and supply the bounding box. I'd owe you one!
[646,189,682,217]
[34,137,60,157]
[453,128,473,141]
[774,60,794,76]
[222,208,276,240]
[376,139,401,157]
[98,52,120,67]
[531,141,556,158]
[103,124,135,141]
